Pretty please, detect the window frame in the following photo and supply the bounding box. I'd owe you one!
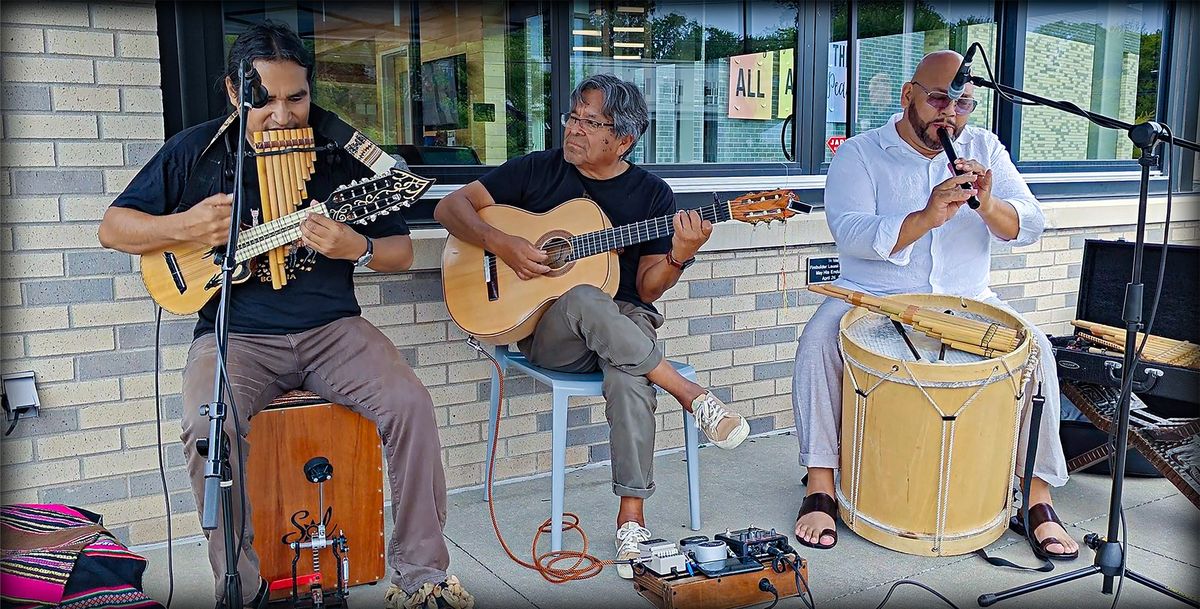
[157,0,1194,223]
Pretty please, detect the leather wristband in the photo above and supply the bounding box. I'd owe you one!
[666,250,695,270]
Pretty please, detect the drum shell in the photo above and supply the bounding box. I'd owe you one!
[836,294,1032,557]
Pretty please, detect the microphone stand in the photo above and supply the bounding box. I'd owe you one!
[199,58,260,609]
[970,74,1200,608]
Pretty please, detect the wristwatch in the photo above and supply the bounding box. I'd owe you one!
[666,250,695,271]
[354,235,374,267]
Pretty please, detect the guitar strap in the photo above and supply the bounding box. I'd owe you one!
[174,103,399,213]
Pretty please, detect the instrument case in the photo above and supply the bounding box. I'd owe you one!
[1050,239,1199,415]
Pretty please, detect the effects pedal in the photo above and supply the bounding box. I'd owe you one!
[715,527,791,558]
[637,539,688,576]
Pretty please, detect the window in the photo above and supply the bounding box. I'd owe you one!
[160,0,1195,210]
[568,0,799,165]
[825,0,996,163]
[1013,1,1164,162]
[222,1,553,167]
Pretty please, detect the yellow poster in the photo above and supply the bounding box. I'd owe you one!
[777,50,794,119]
[728,52,773,120]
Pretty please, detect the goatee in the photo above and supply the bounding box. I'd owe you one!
[906,107,959,150]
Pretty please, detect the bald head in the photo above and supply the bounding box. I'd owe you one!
[912,50,963,90]
[897,50,974,156]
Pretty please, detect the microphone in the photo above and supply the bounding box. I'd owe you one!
[937,127,981,210]
[240,62,270,109]
[947,45,978,101]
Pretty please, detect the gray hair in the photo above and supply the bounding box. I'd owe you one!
[569,74,649,157]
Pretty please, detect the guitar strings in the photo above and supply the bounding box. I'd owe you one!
[162,194,396,280]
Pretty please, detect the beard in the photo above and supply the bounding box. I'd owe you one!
[906,106,961,150]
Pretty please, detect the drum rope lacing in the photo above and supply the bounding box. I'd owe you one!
[839,314,1039,555]
[901,359,998,554]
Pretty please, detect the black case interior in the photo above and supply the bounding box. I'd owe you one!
[1053,239,1199,415]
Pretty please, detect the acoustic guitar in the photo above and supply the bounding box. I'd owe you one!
[141,168,434,315]
[442,189,808,345]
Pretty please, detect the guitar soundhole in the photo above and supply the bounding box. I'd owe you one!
[541,237,573,270]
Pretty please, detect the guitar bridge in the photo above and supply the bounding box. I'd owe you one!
[163,251,187,295]
[484,251,499,301]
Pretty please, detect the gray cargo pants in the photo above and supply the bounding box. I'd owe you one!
[517,285,666,498]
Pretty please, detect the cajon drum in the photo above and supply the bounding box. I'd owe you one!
[246,390,385,599]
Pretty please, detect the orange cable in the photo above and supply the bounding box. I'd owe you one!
[479,348,624,583]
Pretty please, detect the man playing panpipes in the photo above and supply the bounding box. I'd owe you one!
[791,50,1078,561]
[435,74,750,579]
[98,22,472,609]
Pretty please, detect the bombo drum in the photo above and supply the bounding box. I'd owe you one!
[836,294,1036,556]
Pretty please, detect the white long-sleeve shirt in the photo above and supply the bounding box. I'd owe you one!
[825,113,1045,300]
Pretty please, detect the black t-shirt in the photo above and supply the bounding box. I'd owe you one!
[478,148,676,311]
[112,115,409,338]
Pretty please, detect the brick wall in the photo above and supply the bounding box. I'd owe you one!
[1,2,1197,548]
[1,1,173,544]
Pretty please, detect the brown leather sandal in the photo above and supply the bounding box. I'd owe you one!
[1009,503,1079,561]
[795,492,838,550]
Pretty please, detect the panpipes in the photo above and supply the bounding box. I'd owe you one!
[252,128,317,289]
[1072,320,1200,370]
[809,284,1026,357]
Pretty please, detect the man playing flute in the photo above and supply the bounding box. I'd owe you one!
[790,50,1078,562]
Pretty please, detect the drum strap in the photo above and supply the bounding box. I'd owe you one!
[975,387,1055,572]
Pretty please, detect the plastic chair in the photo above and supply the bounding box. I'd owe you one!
[484,346,702,551]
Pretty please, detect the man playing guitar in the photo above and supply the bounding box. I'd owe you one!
[435,73,750,579]
[98,22,472,609]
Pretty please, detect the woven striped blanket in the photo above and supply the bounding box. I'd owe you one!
[1,504,163,609]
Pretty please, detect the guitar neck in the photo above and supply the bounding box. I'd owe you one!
[568,201,732,261]
[233,201,328,263]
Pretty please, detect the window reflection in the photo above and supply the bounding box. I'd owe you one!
[569,1,798,164]
[223,1,552,166]
[825,1,996,163]
[1016,1,1163,162]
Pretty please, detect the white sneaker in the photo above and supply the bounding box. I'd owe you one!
[615,521,651,580]
[692,392,749,450]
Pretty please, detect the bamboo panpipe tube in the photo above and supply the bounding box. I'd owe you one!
[809,284,1024,355]
[907,312,1021,351]
[813,284,1023,348]
[255,132,283,289]
[251,128,317,289]
[1071,319,1200,369]
[1072,320,1194,352]
[267,134,286,288]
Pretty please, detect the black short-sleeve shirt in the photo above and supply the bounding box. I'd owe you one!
[112,115,409,338]
[477,148,676,311]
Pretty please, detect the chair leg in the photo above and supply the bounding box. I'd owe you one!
[550,389,569,553]
[483,353,507,503]
[683,409,702,531]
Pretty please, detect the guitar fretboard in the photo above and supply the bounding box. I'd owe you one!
[234,202,328,263]
[567,201,733,261]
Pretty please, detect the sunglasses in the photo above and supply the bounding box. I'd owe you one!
[910,81,979,115]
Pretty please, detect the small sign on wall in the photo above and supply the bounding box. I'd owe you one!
[806,256,841,284]
[728,52,774,120]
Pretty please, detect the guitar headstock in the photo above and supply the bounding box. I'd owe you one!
[727,189,810,225]
[325,168,437,225]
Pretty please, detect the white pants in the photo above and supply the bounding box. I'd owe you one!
[791,296,1069,487]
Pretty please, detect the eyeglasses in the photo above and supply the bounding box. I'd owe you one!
[910,81,979,115]
[561,112,615,133]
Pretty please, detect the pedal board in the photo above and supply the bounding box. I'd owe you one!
[632,555,808,609]
[715,527,790,558]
